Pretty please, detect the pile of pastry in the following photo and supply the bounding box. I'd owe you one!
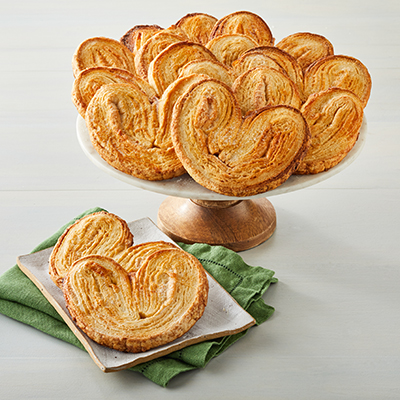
[72,11,371,197]
[49,211,209,353]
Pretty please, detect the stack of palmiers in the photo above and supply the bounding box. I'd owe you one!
[72,10,371,196]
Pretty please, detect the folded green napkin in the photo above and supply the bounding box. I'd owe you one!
[0,207,277,387]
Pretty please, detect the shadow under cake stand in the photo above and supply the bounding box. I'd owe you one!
[77,116,367,252]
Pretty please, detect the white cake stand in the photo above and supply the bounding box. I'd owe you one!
[77,115,367,251]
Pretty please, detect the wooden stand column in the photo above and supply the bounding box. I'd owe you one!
[157,197,276,252]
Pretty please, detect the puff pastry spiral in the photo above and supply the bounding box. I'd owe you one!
[171,77,310,196]
[134,30,188,79]
[72,67,156,118]
[120,25,163,53]
[210,11,274,46]
[276,32,334,71]
[49,212,133,287]
[239,46,305,100]
[50,212,208,353]
[232,66,302,115]
[72,37,137,78]
[148,41,217,96]
[85,82,185,180]
[303,55,372,108]
[296,87,364,174]
[64,249,208,353]
[176,13,218,45]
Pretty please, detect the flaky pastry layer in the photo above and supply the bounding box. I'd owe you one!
[296,87,364,174]
[171,77,310,197]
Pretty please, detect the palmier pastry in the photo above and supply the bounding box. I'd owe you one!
[49,212,133,287]
[296,87,364,174]
[120,25,163,53]
[63,248,208,353]
[148,41,217,96]
[210,11,274,46]
[72,37,137,78]
[156,74,210,147]
[240,46,305,100]
[134,30,188,79]
[303,55,372,108]
[171,77,310,196]
[178,59,234,87]
[85,83,185,180]
[232,66,302,115]
[72,67,156,118]
[232,51,287,78]
[176,12,218,45]
[276,32,334,71]
[206,34,258,67]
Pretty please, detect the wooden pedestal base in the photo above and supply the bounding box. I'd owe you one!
[157,197,276,252]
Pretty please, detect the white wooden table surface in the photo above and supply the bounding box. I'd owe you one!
[1,1,399,398]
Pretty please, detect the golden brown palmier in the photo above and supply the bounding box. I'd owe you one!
[178,59,234,87]
[156,74,210,147]
[134,30,188,79]
[171,77,310,197]
[296,87,364,174]
[72,37,137,78]
[51,211,208,353]
[240,46,305,100]
[232,66,302,115]
[303,55,372,108]
[276,32,334,71]
[206,34,258,67]
[176,12,218,45]
[148,41,217,96]
[63,248,208,353]
[232,51,287,78]
[72,67,156,118]
[49,212,133,287]
[120,25,163,53]
[85,83,185,180]
[210,10,274,46]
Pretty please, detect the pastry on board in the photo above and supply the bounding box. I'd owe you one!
[72,37,137,78]
[210,10,274,46]
[64,249,208,353]
[303,54,372,108]
[49,212,208,353]
[276,32,334,71]
[171,77,310,197]
[232,66,302,115]
[296,87,364,174]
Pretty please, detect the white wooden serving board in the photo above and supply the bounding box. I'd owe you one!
[16,217,255,372]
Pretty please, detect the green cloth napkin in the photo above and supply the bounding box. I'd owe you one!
[0,207,277,387]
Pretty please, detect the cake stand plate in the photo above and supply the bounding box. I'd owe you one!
[77,115,367,251]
